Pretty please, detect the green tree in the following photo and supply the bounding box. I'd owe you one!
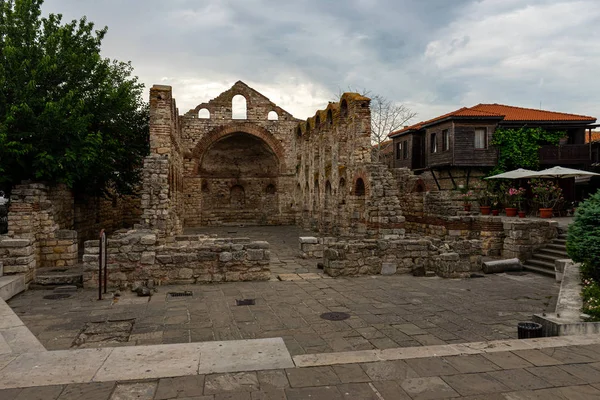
[0,0,149,196]
[490,127,565,175]
[567,189,600,282]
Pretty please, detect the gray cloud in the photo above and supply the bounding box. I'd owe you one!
[42,0,600,121]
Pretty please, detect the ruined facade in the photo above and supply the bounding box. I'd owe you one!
[139,81,405,239]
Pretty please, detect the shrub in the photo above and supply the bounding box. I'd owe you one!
[581,278,600,321]
[567,189,600,282]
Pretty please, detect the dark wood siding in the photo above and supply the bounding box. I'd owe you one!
[393,135,413,169]
[425,121,453,167]
[453,122,498,166]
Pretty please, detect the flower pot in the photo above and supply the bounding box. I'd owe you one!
[464,204,471,212]
[480,206,491,215]
[539,208,553,218]
[518,211,526,218]
[505,207,518,217]
[492,209,499,216]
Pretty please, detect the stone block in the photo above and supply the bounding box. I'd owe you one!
[299,236,318,245]
[56,230,77,240]
[247,249,264,261]
[381,263,397,275]
[219,252,233,262]
[0,239,30,248]
[140,234,157,245]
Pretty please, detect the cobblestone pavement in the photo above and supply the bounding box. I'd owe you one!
[9,271,557,354]
[2,343,600,399]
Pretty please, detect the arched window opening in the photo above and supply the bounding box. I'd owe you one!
[305,120,311,133]
[315,114,321,127]
[354,178,366,196]
[265,184,276,194]
[326,109,333,125]
[201,181,210,193]
[268,111,279,121]
[232,95,247,119]
[296,126,302,137]
[325,181,332,208]
[340,99,348,118]
[230,185,245,207]
[198,108,210,119]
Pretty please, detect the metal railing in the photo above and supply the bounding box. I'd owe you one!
[539,144,590,163]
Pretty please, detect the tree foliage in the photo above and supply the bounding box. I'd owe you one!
[0,0,149,197]
[567,189,600,282]
[490,127,565,175]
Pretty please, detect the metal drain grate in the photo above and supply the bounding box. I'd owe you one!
[236,299,255,306]
[320,312,350,321]
[43,293,72,300]
[167,291,193,299]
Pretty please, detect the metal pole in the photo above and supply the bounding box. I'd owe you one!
[98,230,103,300]
[103,231,107,294]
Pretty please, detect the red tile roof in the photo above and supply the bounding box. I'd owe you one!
[586,131,600,143]
[389,104,596,137]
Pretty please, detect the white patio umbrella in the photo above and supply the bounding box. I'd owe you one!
[484,168,538,180]
[521,166,600,179]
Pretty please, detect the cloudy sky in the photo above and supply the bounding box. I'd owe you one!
[42,0,600,122]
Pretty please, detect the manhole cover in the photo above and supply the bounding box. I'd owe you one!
[320,312,350,321]
[167,291,193,300]
[43,293,72,300]
[236,299,255,306]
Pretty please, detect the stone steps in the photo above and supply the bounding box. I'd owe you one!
[523,234,569,277]
[31,267,83,289]
[0,274,26,301]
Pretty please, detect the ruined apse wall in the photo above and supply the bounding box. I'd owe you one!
[295,93,405,237]
[181,82,300,226]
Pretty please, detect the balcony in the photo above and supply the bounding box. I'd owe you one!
[539,144,591,165]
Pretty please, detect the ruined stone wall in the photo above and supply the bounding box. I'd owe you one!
[181,83,299,226]
[294,93,405,238]
[82,230,270,288]
[323,236,482,278]
[502,220,558,261]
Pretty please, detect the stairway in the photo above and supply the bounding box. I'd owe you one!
[523,232,569,277]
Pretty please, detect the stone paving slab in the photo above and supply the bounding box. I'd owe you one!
[2,340,600,399]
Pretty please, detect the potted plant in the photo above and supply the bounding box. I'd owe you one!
[530,180,563,218]
[458,189,475,212]
[506,187,526,217]
[491,198,500,216]
[476,189,493,215]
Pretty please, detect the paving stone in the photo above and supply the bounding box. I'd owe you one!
[250,389,286,400]
[540,347,597,364]
[369,337,398,349]
[57,382,115,400]
[441,373,510,396]
[285,366,340,388]
[487,369,553,391]
[332,364,370,383]
[110,381,157,400]
[393,323,427,336]
[360,360,419,381]
[405,357,459,377]
[483,352,534,369]
[204,373,259,394]
[511,350,563,367]
[336,383,379,399]
[0,388,21,400]
[12,386,64,400]
[443,354,501,373]
[256,370,289,390]
[412,334,447,346]
[400,376,459,400]
[155,375,205,399]
[525,365,584,386]
[370,381,411,399]
[284,386,343,400]
[214,392,251,400]
[558,363,600,384]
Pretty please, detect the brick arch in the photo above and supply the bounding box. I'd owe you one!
[192,123,286,174]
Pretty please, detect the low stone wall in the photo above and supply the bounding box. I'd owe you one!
[502,220,558,261]
[323,237,482,278]
[0,238,35,281]
[83,230,270,288]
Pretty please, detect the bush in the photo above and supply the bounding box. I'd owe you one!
[582,278,600,321]
[567,189,600,281]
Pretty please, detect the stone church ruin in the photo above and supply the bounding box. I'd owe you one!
[0,81,559,289]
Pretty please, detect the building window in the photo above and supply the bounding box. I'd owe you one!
[474,128,487,149]
[396,142,402,159]
[442,129,450,151]
[430,133,437,153]
[403,140,408,159]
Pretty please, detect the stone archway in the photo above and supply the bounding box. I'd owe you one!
[194,128,281,225]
